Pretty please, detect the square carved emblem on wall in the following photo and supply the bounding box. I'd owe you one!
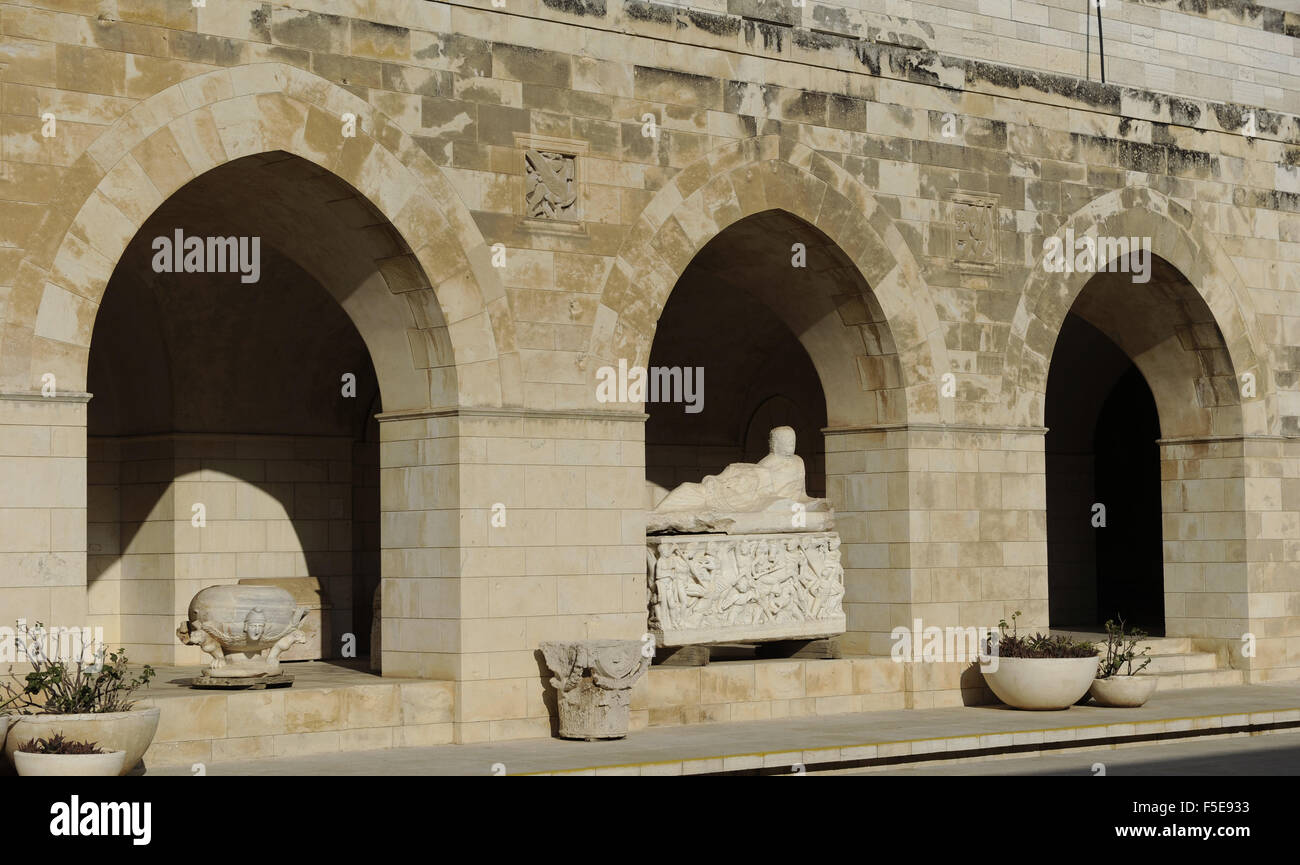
[948,191,999,271]
[516,134,587,231]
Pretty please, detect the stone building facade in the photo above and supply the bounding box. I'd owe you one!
[1,0,1298,744]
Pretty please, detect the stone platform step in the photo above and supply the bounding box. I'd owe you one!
[129,660,454,768]
[1051,630,1239,693]
[1050,630,1190,656]
[147,683,1300,776]
[540,686,1300,775]
[1143,652,1219,675]
[1152,668,1247,691]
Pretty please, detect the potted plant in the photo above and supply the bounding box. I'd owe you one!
[2,623,157,776]
[13,733,126,777]
[1089,617,1156,708]
[981,611,1100,710]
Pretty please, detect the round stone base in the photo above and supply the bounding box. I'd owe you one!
[192,673,294,690]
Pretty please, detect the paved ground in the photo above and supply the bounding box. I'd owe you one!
[825,728,1300,775]
[147,682,1300,776]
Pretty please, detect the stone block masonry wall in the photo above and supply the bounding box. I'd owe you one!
[757,0,1300,111]
[0,396,87,637]
[376,411,461,682]
[1160,437,1248,664]
[352,435,381,653]
[1249,437,1300,682]
[462,411,647,741]
[139,678,456,767]
[905,427,1048,632]
[829,425,1047,657]
[826,426,911,657]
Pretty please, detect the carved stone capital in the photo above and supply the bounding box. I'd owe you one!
[539,639,650,740]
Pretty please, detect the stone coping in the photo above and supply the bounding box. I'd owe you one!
[145,682,1300,776]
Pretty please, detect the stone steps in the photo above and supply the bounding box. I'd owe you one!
[1152,668,1247,691]
[1052,630,1242,693]
[1143,652,1218,675]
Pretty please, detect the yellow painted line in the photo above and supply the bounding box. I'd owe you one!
[516,705,1300,775]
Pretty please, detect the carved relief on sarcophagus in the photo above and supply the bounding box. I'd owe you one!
[646,532,846,646]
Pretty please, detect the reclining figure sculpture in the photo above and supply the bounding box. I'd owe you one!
[648,425,833,534]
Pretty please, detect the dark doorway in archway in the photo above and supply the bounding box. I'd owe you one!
[1094,365,1164,632]
[1046,313,1165,635]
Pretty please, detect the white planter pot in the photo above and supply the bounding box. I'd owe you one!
[1089,675,1158,708]
[4,707,160,776]
[982,655,1099,710]
[15,750,126,777]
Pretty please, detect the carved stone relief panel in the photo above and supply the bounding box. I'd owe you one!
[949,191,999,271]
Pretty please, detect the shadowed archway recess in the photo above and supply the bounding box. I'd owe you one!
[1046,315,1164,634]
[84,152,401,665]
[643,207,906,658]
[1044,256,1245,640]
[644,211,839,506]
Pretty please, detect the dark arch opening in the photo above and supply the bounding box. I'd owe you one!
[1045,317,1164,635]
[1044,254,1243,639]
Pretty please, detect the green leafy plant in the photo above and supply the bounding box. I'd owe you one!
[17,733,105,755]
[0,623,154,715]
[984,610,1099,659]
[1096,617,1152,679]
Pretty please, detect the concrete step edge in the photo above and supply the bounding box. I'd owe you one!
[533,706,1300,776]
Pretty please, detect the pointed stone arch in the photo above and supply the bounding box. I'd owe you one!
[6,62,515,411]
[1004,186,1271,437]
[585,134,952,426]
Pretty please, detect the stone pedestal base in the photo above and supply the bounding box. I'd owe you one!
[191,673,294,690]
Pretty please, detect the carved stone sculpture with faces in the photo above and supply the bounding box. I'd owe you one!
[177,584,309,678]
